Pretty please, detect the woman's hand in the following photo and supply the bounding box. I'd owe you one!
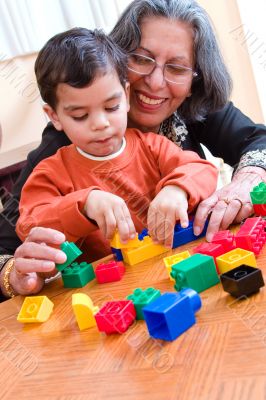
[147,185,189,248]
[5,227,67,296]
[193,166,266,241]
[84,190,136,243]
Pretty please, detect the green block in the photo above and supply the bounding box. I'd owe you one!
[250,182,266,204]
[61,262,95,288]
[127,287,161,319]
[56,241,82,271]
[170,253,219,293]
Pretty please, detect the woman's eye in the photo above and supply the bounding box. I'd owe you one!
[72,115,88,121]
[106,105,120,112]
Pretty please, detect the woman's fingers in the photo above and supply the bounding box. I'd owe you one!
[193,195,218,236]
[9,269,45,296]
[25,227,66,245]
[14,242,66,273]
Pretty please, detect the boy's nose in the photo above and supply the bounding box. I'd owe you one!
[91,114,110,131]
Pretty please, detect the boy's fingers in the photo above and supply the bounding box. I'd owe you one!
[163,211,175,248]
[122,203,136,239]
[102,212,116,240]
[113,204,131,243]
[147,206,157,241]
[178,207,189,229]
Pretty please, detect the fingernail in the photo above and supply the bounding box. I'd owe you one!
[194,226,200,236]
[55,251,67,263]
[181,221,189,228]
[130,233,136,239]
[54,232,65,242]
[206,233,213,242]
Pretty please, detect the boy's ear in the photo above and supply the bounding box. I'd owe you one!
[125,82,130,112]
[43,104,63,131]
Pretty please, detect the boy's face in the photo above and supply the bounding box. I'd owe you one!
[44,71,130,157]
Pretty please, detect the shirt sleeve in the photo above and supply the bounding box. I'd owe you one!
[16,162,100,243]
[188,101,266,170]
[143,133,218,212]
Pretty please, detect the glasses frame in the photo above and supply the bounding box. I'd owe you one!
[128,53,198,85]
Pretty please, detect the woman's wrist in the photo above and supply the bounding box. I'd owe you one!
[234,166,266,181]
[0,257,17,298]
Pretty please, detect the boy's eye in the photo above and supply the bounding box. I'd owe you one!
[72,115,88,121]
[106,104,120,112]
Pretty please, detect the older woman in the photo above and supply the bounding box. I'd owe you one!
[1,0,265,299]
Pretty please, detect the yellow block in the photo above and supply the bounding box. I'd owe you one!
[122,236,169,265]
[163,251,191,281]
[72,293,99,331]
[110,230,142,249]
[17,296,54,323]
[216,248,257,274]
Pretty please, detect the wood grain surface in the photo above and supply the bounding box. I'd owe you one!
[1,231,266,400]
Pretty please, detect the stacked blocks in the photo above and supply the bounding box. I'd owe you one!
[170,253,219,293]
[17,296,54,323]
[95,300,136,334]
[163,251,191,281]
[143,289,201,341]
[111,247,123,262]
[250,182,266,216]
[172,219,208,249]
[56,241,82,271]
[95,261,125,283]
[235,217,266,255]
[72,293,99,330]
[127,287,161,319]
[62,262,95,288]
[110,231,142,249]
[121,236,169,266]
[220,265,265,297]
[216,248,257,275]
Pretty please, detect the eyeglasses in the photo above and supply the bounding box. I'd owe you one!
[128,53,198,85]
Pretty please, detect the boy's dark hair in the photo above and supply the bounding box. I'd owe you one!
[35,27,128,109]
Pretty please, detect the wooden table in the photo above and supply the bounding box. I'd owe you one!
[1,235,266,400]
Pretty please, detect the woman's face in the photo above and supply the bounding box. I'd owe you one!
[127,17,195,132]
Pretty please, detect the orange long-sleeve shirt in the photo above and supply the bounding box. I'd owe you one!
[17,129,218,261]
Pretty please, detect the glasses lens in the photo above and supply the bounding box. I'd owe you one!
[164,64,193,84]
[128,54,154,75]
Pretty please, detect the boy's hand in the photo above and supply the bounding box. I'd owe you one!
[84,190,136,243]
[147,185,189,248]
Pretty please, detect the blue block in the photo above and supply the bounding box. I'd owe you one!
[142,289,201,341]
[172,218,208,249]
[138,228,149,241]
[111,247,124,261]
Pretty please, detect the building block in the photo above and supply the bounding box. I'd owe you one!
[17,296,54,323]
[172,219,208,249]
[211,230,235,253]
[250,182,266,204]
[170,253,219,293]
[138,228,149,241]
[94,300,136,334]
[56,241,82,271]
[163,251,191,281]
[110,230,142,249]
[121,236,169,265]
[127,287,161,319]
[72,293,99,330]
[253,203,266,217]
[220,264,265,298]
[95,261,125,283]
[193,242,224,272]
[111,247,123,261]
[61,262,95,288]
[143,289,201,341]
[216,248,257,275]
[235,217,266,255]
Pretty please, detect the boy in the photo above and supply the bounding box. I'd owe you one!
[16,28,217,262]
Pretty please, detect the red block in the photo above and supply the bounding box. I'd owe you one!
[211,230,235,252]
[253,204,266,217]
[193,242,225,273]
[235,217,266,255]
[95,300,136,334]
[95,261,125,283]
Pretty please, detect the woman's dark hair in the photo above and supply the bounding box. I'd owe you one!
[110,0,232,121]
[35,27,127,109]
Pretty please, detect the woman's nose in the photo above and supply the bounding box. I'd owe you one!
[144,65,166,91]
